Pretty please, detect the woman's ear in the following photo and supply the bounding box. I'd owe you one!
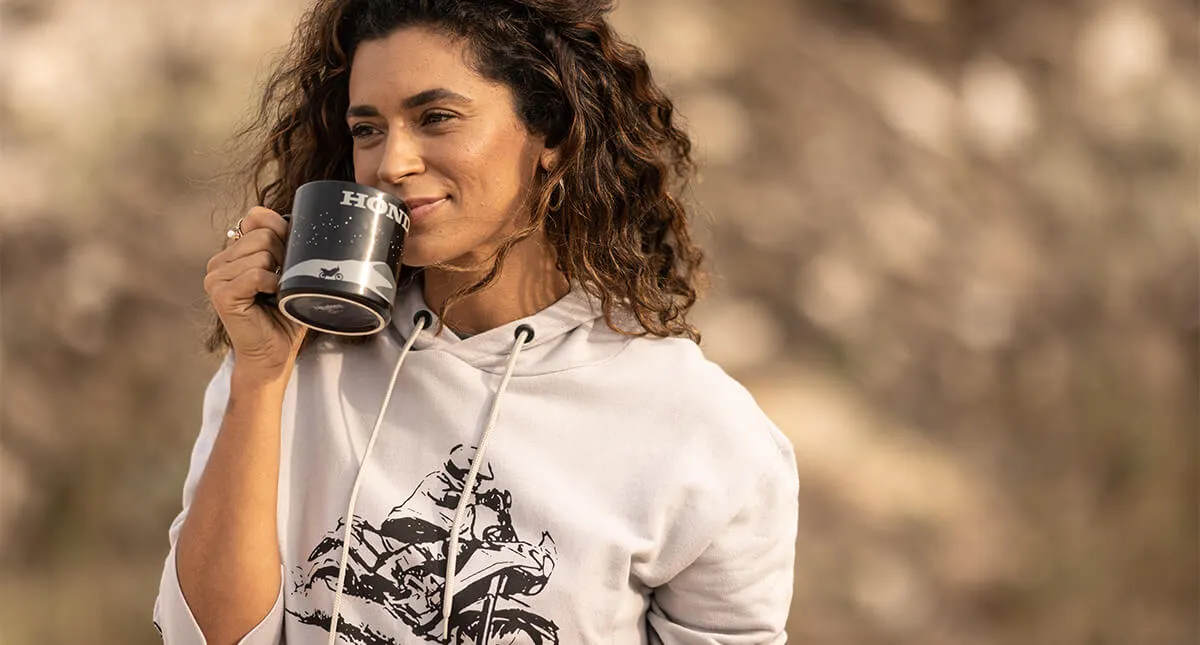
[539,146,561,174]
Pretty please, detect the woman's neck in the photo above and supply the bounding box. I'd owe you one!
[421,234,570,336]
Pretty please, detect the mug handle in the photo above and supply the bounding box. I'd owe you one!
[255,213,291,308]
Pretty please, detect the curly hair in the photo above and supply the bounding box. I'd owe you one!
[208,0,705,350]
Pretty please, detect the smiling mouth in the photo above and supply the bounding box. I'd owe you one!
[406,198,447,219]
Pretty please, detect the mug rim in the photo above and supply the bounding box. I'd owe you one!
[295,180,406,206]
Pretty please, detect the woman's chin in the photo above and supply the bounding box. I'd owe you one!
[399,244,466,271]
[398,237,442,268]
[400,234,503,272]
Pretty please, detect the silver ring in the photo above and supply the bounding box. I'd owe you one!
[226,217,246,241]
[273,266,282,276]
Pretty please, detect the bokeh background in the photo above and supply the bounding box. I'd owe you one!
[1,0,1197,643]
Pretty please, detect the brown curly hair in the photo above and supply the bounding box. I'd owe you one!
[208,0,705,350]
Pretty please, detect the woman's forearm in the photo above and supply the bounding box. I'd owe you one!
[175,366,288,644]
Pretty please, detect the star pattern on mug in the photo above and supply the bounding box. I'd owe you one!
[297,210,404,254]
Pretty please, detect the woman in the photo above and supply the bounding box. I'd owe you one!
[154,0,799,643]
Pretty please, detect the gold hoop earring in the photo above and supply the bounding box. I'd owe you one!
[548,178,565,211]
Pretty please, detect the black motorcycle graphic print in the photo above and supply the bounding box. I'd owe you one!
[288,445,559,645]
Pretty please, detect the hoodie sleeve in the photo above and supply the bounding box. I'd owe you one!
[647,438,800,644]
[152,356,286,644]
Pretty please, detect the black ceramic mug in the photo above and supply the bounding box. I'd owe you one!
[267,180,410,335]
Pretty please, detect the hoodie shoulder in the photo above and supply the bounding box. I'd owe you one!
[603,336,798,582]
[613,336,793,474]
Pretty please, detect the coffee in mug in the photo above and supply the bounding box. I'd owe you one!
[270,180,410,335]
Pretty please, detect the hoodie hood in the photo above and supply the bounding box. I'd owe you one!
[387,277,634,376]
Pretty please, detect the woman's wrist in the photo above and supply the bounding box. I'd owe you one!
[229,361,293,399]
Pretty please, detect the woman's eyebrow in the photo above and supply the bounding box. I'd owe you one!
[402,87,472,109]
[346,105,380,119]
[346,89,471,120]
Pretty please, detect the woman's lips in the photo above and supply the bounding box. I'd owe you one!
[405,197,447,219]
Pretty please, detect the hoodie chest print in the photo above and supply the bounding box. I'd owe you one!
[289,444,559,645]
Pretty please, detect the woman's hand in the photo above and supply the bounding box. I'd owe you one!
[204,207,305,380]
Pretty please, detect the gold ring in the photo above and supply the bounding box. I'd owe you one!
[226,217,246,241]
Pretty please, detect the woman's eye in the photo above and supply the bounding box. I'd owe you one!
[421,111,456,126]
[349,124,380,139]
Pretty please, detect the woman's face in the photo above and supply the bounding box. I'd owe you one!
[347,27,556,269]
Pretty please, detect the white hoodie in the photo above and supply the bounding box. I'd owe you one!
[154,280,799,645]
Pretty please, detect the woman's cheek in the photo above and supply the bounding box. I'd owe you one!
[352,149,372,184]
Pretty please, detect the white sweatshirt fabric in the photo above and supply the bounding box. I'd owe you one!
[154,279,799,644]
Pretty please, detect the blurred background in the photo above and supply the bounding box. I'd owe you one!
[1,0,1196,643]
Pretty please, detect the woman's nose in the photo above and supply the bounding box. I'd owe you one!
[376,128,425,185]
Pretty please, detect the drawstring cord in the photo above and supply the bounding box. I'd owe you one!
[327,311,432,645]
[440,323,535,639]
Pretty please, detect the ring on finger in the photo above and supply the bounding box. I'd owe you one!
[226,216,247,241]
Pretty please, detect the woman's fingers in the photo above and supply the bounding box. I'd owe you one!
[205,207,289,309]
[208,228,287,274]
[229,268,281,306]
[203,207,301,372]
[238,207,290,242]
[204,250,279,296]
[209,206,289,269]
[209,267,280,314]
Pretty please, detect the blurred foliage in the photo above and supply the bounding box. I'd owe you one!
[0,0,1196,643]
